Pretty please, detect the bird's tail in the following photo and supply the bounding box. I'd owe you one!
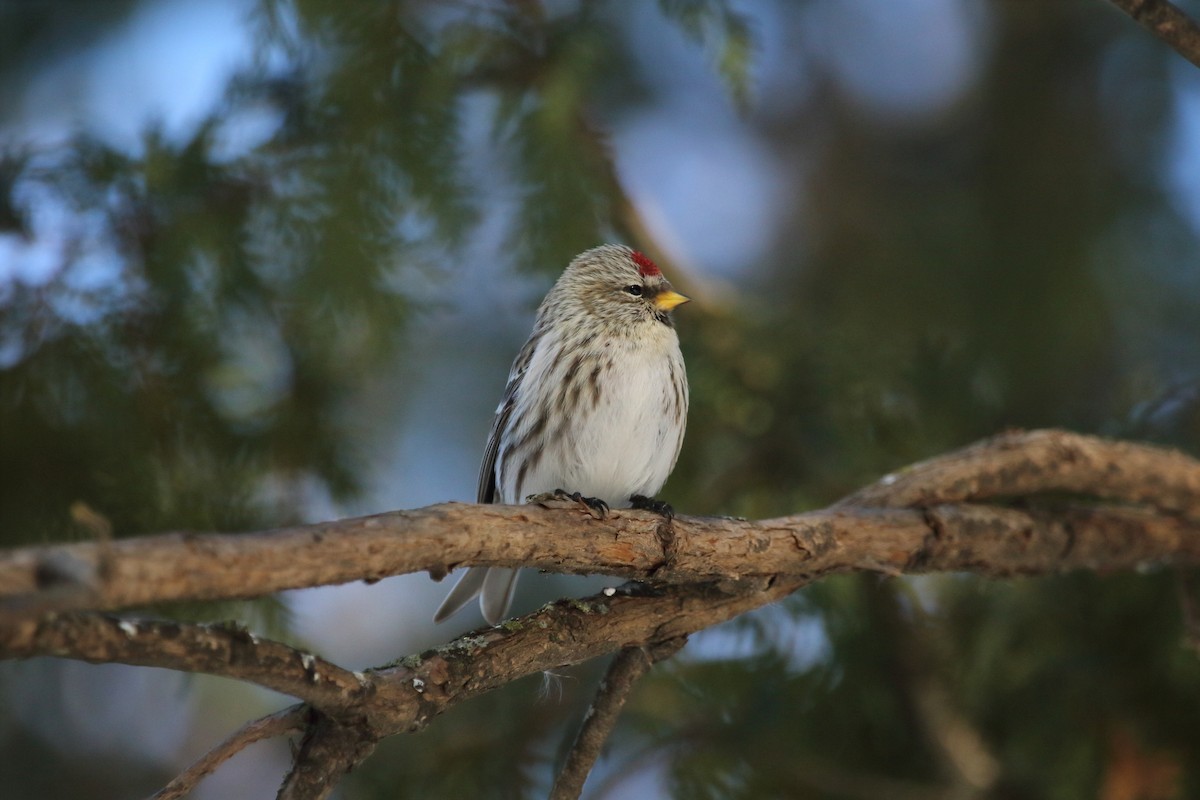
[433,567,519,624]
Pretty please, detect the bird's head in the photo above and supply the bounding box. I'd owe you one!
[550,244,690,330]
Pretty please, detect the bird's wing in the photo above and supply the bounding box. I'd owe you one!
[476,327,543,504]
[476,398,511,504]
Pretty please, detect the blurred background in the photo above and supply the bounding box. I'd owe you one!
[3,0,1200,797]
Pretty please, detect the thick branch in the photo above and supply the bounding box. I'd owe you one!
[4,503,1200,697]
[364,578,806,740]
[3,431,1199,623]
[2,430,1200,798]
[160,581,796,796]
[1106,0,1200,69]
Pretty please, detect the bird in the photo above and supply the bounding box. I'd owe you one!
[434,244,690,624]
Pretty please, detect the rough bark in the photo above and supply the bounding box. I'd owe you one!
[550,640,687,800]
[1,429,1199,799]
[3,430,1199,625]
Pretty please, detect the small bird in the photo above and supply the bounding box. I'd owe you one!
[434,244,690,624]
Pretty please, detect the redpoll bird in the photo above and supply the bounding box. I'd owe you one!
[434,244,690,624]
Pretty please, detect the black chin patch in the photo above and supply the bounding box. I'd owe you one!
[654,311,674,327]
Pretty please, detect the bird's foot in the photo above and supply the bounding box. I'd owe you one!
[630,494,674,519]
[527,489,610,519]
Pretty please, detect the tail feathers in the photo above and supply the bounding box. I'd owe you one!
[433,567,489,623]
[433,567,521,624]
[481,568,519,625]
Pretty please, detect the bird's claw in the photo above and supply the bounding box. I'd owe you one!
[526,489,609,519]
[630,494,674,519]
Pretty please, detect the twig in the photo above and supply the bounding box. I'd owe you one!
[1106,0,1200,69]
[550,638,687,800]
[149,705,307,800]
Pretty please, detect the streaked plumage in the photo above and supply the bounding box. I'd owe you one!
[434,244,689,624]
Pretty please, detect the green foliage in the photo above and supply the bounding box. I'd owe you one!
[4,1,1200,798]
[658,0,757,109]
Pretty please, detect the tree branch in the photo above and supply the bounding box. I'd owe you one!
[837,428,1200,516]
[1106,0,1200,69]
[11,504,1190,731]
[0,614,371,713]
[150,705,307,800]
[550,639,687,800]
[3,431,1198,626]
[3,430,1200,797]
[277,709,378,800]
[4,503,1198,710]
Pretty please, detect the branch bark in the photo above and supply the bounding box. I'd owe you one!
[1106,0,1200,69]
[550,638,687,800]
[2,429,1199,797]
[3,430,1198,625]
[1,614,370,711]
[277,709,378,800]
[151,705,307,800]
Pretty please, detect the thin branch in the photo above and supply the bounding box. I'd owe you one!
[1106,0,1200,69]
[550,638,687,800]
[3,431,1200,624]
[149,705,307,800]
[0,614,370,712]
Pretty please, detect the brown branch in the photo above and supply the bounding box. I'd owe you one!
[277,709,379,800]
[1106,0,1200,69]
[4,503,1198,702]
[3,430,1199,626]
[0,614,370,712]
[3,501,1199,701]
[3,430,1200,797]
[550,638,687,800]
[149,705,307,800]
[8,503,1194,796]
[2,501,1198,795]
[837,429,1200,516]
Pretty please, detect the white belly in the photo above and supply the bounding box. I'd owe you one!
[497,329,687,507]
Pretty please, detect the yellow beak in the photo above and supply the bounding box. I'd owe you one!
[653,290,690,312]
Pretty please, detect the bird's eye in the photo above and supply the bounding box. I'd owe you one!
[624,285,643,296]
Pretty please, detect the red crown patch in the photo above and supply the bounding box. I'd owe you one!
[631,250,661,277]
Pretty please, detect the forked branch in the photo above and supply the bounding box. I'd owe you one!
[1,430,1199,800]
